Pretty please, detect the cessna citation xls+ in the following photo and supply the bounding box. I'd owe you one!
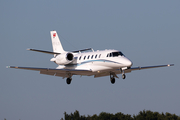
[7,31,174,84]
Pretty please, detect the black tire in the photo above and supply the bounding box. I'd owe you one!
[66,78,72,84]
[111,78,115,84]
[122,74,126,79]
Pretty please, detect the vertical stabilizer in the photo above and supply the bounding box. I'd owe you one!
[50,31,65,53]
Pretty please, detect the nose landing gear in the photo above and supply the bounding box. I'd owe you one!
[120,68,126,79]
[122,74,126,79]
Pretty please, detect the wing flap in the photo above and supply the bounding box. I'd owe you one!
[40,71,56,76]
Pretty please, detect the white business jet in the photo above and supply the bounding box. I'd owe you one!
[7,31,174,84]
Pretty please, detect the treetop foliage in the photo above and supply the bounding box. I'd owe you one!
[61,110,180,120]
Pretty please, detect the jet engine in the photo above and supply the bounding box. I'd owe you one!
[50,52,74,65]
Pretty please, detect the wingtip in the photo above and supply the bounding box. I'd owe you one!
[168,64,174,66]
[6,66,19,68]
[6,66,10,68]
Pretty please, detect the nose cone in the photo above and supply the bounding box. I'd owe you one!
[123,58,133,67]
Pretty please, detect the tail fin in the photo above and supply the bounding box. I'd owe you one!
[50,31,65,53]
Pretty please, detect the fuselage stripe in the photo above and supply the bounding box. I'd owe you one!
[77,59,122,66]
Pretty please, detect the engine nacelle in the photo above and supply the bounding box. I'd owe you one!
[51,52,74,65]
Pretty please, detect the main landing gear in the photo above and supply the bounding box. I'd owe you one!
[110,77,115,84]
[110,73,116,84]
[66,78,72,85]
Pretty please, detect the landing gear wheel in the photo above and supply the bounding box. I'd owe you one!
[122,74,126,79]
[66,78,72,84]
[111,78,115,84]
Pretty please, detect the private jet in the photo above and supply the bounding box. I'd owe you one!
[7,31,174,84]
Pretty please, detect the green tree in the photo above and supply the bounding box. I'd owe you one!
[62,110,180,120]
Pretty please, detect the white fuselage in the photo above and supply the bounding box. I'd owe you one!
[56,49,132,73]
[7,31,173,85]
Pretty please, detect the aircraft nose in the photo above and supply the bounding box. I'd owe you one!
[124,58,133,67]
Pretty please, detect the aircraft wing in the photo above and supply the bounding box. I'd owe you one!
[7,66,92,78]
[125,64,174,73]
[94,64,174,78]
[7,64,173,78]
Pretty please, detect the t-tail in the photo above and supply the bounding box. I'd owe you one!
[50,31,65,53]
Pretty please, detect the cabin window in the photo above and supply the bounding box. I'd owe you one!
[84,56,86,60]
[99,54,101,58]
[91,55,94,59]
[79,56,81,60]
[87,55,90,59]
[95,54,97,58]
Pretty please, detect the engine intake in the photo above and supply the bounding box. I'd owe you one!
[66,53,73,61]
[52,52,74,65]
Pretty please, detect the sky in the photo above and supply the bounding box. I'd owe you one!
[0,0,180,120]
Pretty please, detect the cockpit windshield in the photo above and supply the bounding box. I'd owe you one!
[112,52,124,57]
[107,51,124,57]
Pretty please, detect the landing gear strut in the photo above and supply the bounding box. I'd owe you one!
[120,68,126,79]
[66,78,72,84]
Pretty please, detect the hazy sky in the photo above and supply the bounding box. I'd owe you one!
[1,1,180,120]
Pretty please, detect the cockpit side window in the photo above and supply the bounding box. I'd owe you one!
[110,53,112,57]
[106,54,109,57]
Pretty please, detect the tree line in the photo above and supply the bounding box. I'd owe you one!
[61,110,180,120]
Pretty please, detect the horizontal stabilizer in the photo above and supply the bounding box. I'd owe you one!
[27,48,60,54]
[71,48,92,53]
